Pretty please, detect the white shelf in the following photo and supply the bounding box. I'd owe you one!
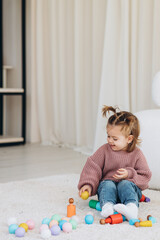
[0,88,24,93]
[3,65,13,70]
[0,136,24,144]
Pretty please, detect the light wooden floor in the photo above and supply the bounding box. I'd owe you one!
[0,143,87,183]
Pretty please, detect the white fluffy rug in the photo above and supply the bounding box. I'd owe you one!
[0,174,160,240]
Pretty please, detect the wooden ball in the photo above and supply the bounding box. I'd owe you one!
[69,198,74,204]
[138,218,143,222]
[135,222,140,227]
[100,219,105,225]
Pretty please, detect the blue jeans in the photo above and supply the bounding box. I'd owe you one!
[97,180,142,208]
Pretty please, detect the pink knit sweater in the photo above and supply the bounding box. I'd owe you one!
[78,143,152,196]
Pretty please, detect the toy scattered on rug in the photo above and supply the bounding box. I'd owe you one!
[99,212,156,227]
[100,212,126,225]
[89,199,101,211]
[85,213,94,224]
[40,198,78,239]
[40,215,78,238]
[8,217,35,237]
[88,194,150,212]
[85,193,155,228]
[67,198,76,217]
[139,194,150,202]
[130,215,156,227]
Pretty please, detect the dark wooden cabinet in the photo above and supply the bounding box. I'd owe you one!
[0,0,26,146]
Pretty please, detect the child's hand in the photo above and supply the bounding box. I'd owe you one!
[79,185,92,198]
[113,168,128,180]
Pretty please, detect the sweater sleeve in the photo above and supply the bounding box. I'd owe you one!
[78,145,105,196]
[126,150,152,190]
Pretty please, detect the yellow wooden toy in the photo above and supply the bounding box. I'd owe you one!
[81,191,89,200]
[19,223,29,232]
[135,220,152,227]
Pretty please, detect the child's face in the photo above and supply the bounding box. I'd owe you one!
[107,124,133,151]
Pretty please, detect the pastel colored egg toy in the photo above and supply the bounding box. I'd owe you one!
[7,217,17,226]
[61,217,70,221]
[51,214,61,222]
[26,219,35,230]
[42,217,51,226]
[62,222,72,233]
[19,223,28,232]
[49,219,58,228]
[9,224,19,234]
[59,220,67,230]
[15,227,25,237]
[69,219,77,229]
[41,229,51,239]
[50,225,61,235]
[71,215,80,224]
[39,224,49,233]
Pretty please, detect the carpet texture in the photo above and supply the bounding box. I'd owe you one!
[0,174,160,240]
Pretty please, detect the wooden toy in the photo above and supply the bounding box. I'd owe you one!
[67,198,76,217]
[50,225,60,235]
[19,223,28,232]
[100,219,106,225]
[89,200,98,209]
[69,219,77,229]
[42,217,51,226]
[71,215,79,224]
[95,201,101,211]
[139,194,150,202]
[147,215,156,223]
[39,224,49,233]
[100,212,126,225]
[49,220,58,228]
[105,213,124,224]
[59,220,67,230]
[89,200,102,211]
[15,227,25,237]
[51,214,61,222]
[134,215,156,227]
[26,219,35,230]
[135,220,152,227]
[129,218,141,225]
[41,229,51,239]
[81,191,89,200]
[8,224,19,234]
[62,222,72,233]
[85,214,94,224]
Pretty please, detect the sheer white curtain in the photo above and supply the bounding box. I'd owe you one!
[28,0,106,151]
[27,0,160,152]
[94,0,160,150]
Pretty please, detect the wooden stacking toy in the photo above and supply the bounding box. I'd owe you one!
[89,200,101,211]
[135,220,152,227]
[139,194,150,202]
[100,212,126,225]
[147,215,156,223]
[67,198,76,217]
[134,215,156,227]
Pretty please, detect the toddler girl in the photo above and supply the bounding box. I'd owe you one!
[78,106,152,220]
